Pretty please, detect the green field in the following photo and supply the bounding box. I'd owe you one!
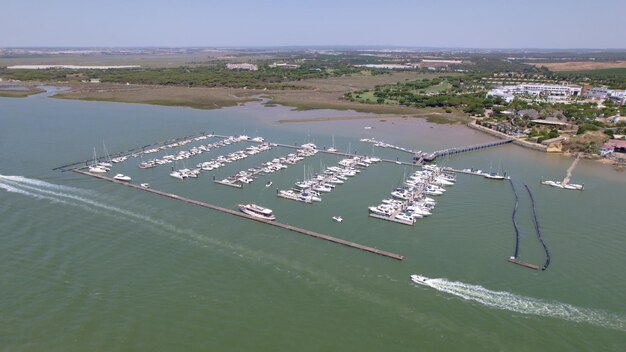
[556,68,626,89]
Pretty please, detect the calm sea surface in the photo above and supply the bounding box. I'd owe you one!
[1,88,625,351]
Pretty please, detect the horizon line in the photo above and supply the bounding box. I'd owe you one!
[3,45,626,51]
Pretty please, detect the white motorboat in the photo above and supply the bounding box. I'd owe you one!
[265,181,273,188]
[542,180,584,190]
[89,166,108,173]
[391,190,410,200]
[170,171,185,180]
[140,183,150,188]
[541,180,563,188]
[407,206,431,217]
[563,183,584,190]
[395,213,415,224]
[238,177,253,184]
[300,191,322,202]
[113,174,131,181]
[484,173,507,180]
[312,184,332,193]
[332,216,343,223]
[410,274,430,286]
[238,203,276,221]
[368,206,392,216]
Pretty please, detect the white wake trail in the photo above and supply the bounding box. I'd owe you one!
[0,176,161,224]
[415,277,626,331]
[0,175,91,194]
[0,182,72,205]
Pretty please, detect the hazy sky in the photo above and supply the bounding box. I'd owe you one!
[2,0,625,48]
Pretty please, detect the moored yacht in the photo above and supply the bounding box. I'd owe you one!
[113,174,131,181]
[238,203,276,220]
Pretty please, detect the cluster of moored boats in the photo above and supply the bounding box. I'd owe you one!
[277,153,381,203]
[111,133,220,165]
[460,167,510,180]
[139,135,260,169]
[541,180,584,190]
[217,144,317,186]
[359,138,418,154]
[368,165,454,225]
[169,143,273,180]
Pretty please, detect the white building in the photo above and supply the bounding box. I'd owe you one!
[512,84,582,97]
[486,89,515,103]
[354,64,416,70]
[269,62,300,69]
[226,63,258,71]
[583,86,611,99]
[608,90,626,105]
[486,83,582,103]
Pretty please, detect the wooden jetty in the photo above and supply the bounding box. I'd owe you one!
[421,139,514,162]
[73,168,404,261]
[508,257,540,270]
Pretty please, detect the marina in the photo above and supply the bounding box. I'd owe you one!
[57,131,527,232]
[56,128,560,272]
[215,144,317,188]
[72,168,405,261]
[3,90,625,352]
[276,153,379,204]
[367,165,452,225]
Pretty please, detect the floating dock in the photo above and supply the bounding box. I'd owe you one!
[73,168,403,260]
[507,257,540,270]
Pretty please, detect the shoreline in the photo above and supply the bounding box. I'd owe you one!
[467,121,624,169]
[4,82,622,170]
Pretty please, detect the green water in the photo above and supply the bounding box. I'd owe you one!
[1,89,625,351]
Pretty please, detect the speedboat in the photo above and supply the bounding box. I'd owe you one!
[140,183,150,188]
[332,216,343,223]
[265,181,273,188]
[113,174,131,181]
[410,274,430,286]
[238,203,276,221]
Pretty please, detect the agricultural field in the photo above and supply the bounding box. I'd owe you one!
[529,60,626,71]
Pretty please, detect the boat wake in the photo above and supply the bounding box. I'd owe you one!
[0,174,156,223]
[414,277,625,331]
